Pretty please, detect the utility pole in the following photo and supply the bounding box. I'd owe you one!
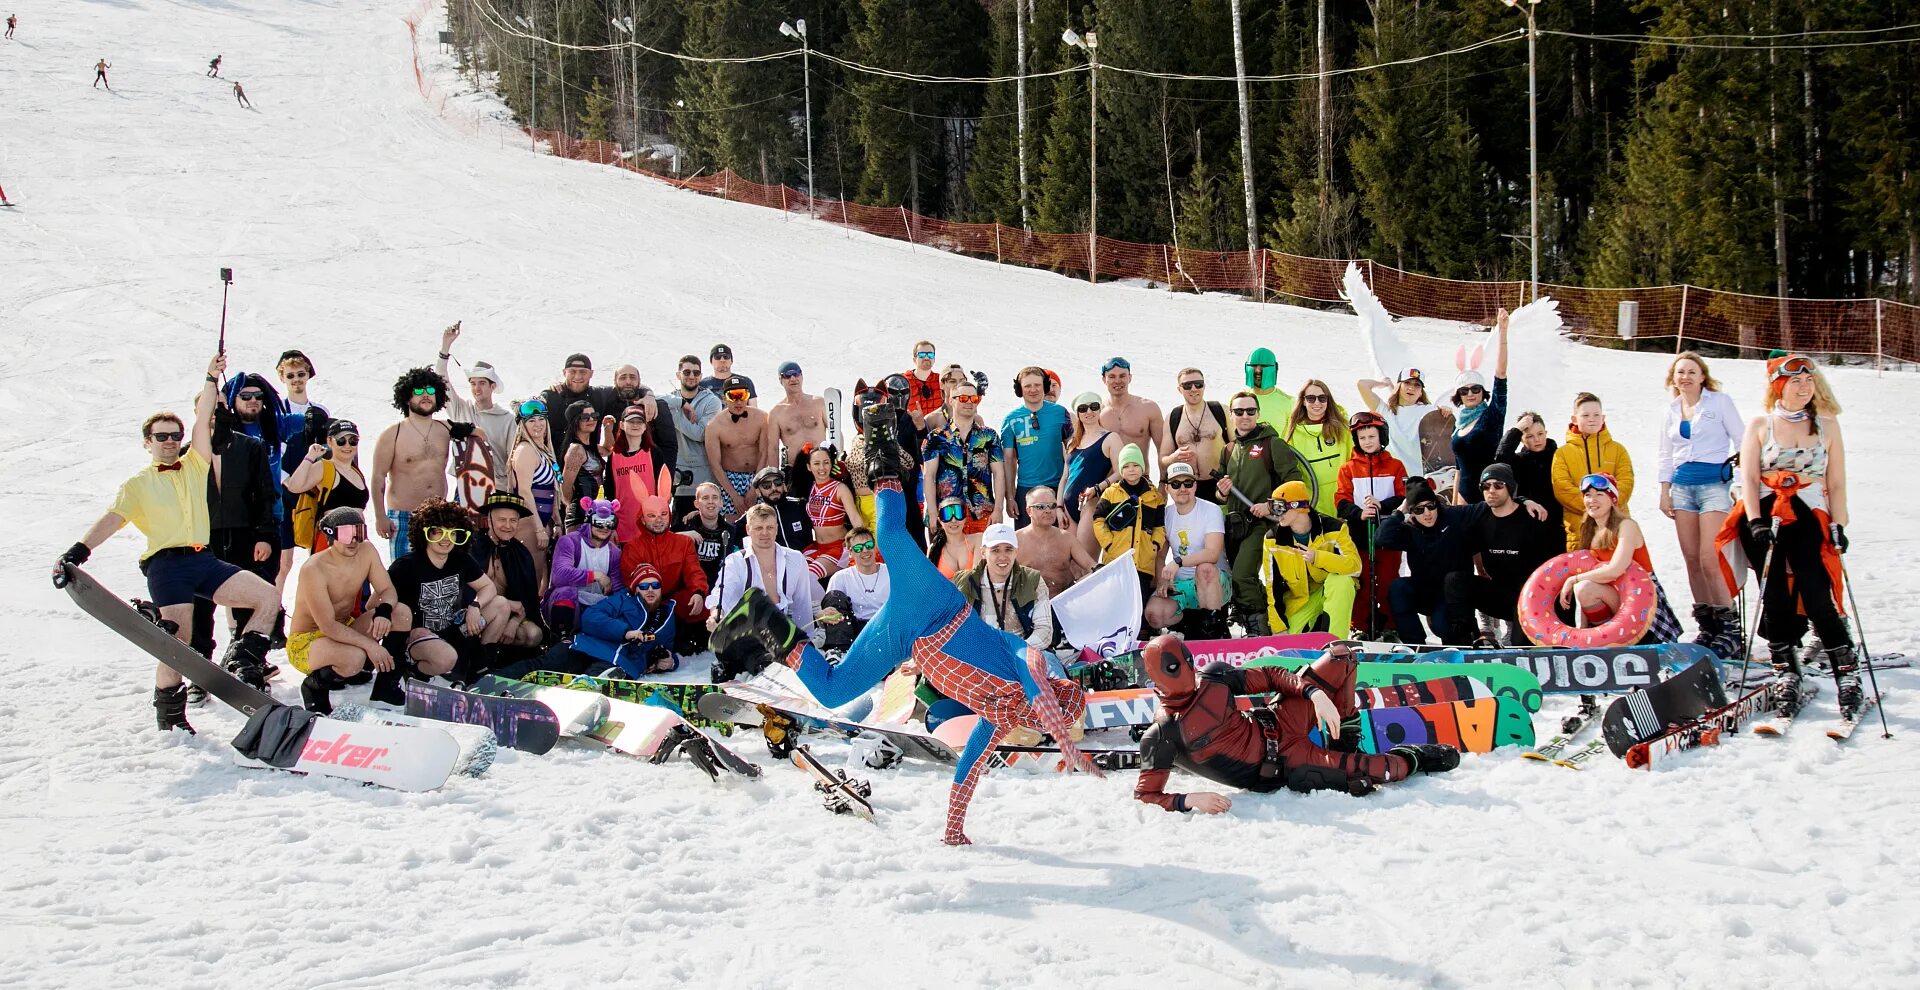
[1501,0,1542,302]
[1065,28,1099,284]
[780,20,814,214]
[1016,1,1029,228]
[514,13,537,131]
[1229,0,1258,279]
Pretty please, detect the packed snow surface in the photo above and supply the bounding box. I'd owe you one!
[2,2,1916,987]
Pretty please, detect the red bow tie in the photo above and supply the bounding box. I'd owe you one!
[156,462,183,473]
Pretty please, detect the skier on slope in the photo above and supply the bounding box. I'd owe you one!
[712,403,1101,846]
[207,55,222,78]
[1133,637,1460,813]
[5,14,17,40]
[232,81,251,109]
[93,58,112,90]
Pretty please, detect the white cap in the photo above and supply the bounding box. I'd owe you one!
[982,523,1018,549]
[1165,461,1197,480]
[1396,366,1425,384]
[468,362,501,385]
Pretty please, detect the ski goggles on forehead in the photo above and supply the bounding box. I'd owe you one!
[519,400,547,418]
[321,523,363,545]
[422,526,470,545]
[1770,355,1816,380]
[589,515,617,530]
[1578,474,1620,498]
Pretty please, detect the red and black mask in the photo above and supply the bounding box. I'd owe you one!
[1143,634,1198,705]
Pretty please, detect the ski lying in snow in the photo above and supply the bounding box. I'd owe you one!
[791,744,874,820]
[58,564,461,791]
[1602,657,1728,757]
[1522,695,1601,768]
[1622,681,1786,769]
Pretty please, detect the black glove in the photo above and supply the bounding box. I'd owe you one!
[1746,516,1773,552]
[1829,523,1848,553]
[60,542,90,566]
[448,421,477,442]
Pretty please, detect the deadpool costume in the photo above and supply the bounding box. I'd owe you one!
[1133,636,1459,811]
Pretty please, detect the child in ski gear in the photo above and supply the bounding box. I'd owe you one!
[1134,637,1458,812]
[1551,393,1634,550]
[712,404,1098,845]
[1335,411,1406,636]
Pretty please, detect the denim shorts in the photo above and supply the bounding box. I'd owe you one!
[1669,481,1732,514]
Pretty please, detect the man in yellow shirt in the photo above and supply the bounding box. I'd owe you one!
[55,355,284,733]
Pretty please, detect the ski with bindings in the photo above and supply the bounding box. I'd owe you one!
[1824,692,1882,743]
[1622,680,1786,769]
[1522,695,1601,768]
[791,744,874,820]
[1751,681,1818,737]
[1601,657,1728,757]
[823,387,843,452]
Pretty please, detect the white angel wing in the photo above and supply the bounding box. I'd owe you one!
[1502,294,1570,417]
[1340,262,1415,383]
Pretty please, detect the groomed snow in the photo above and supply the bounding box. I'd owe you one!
[2,3,1916,987]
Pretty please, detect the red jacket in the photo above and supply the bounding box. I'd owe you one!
[619,528,711,617]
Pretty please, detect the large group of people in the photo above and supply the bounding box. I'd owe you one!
[57,324,1863,744]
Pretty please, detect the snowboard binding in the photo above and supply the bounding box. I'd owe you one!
[756,703,801,759]
[1073,660,1132,693]
[814,764,873,816]
[132,598,180,636]
[650,724,722,782]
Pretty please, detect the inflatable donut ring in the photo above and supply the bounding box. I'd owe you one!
[1517,551,1657,649]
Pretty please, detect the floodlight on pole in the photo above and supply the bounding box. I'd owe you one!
[1063,29,1098,284]
[781,20,814,216]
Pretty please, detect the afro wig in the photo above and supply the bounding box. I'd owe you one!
[392,367,450,414]
[408,497,477,553]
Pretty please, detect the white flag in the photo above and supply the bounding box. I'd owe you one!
[1050,552,1142,657]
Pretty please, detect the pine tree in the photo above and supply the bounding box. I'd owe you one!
[847,0,989,216]
[581,78,614,142]
[675,0,803,183]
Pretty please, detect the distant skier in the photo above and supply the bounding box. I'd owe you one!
[207,55,222,78]
[93,59,111,90]
[233,81,251,109]
[5,14,17,39]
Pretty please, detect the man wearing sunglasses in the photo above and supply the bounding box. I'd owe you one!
[900,340,944,429]
[57,354,284,731]
[371,367,475,561]
[1133,636,1457,814]
[1015,487,1096,599]
[919,377,1003,536]
[1095,357,1171,484]
[821,526,888,647]
[1374,480,1476,645]
[385,498,509,693]
[1446,463,1557,646]
[704,375,778,525]
[669,355,723,521]
[190,374,281,670]
[287,508,401,714]
[222,367,305,647]
[767,361,827,463]
[750,465,813,550]
[1165,368,1227,503]
[1160,463,1230,639]
[1216,389,1314,636]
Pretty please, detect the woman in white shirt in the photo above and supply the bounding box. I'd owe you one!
[1656,351,1743,657]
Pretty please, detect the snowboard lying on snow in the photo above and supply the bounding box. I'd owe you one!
[58,563,460,792]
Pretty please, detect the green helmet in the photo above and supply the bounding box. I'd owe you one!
[1245,347,1278,389]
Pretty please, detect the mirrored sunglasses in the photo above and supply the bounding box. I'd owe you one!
[725,389,751,402]
[411,386,437,396]
[633,581,662,591]
[1027,502,1057,512]
[849,540,877,553]
[953,395,980,405]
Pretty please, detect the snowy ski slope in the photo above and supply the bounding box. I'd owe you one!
[2,2,1916,987]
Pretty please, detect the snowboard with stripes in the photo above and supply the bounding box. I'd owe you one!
[1601,657,1728,757]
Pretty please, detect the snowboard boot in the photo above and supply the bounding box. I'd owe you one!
[1768,642,1805,717]
[1234,607,1272,638]
[1704,606,1743,660]
[1689,604,1717,649]
[185,684,209,706]
[1389,742,1460,775]
[153,684,195,734]
[369,653,416,708]
[860,405,908,482]
[711,589,804,666]
[221,631,273,690]
[756,703,802,758]
[1826,644,1864,720]
[300,666,349,716]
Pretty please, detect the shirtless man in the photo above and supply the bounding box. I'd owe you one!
[1015,486,1097,599]
[371,367,475,560]
[1096,357,1172,482]
[1164,367,1227,502]
[767,361,826,463]
[703,375,778,524]
[289,508,398,715]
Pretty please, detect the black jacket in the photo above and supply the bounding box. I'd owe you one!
[471,533,542,623]
[207,431,277,546]
[1376,502,1483,584]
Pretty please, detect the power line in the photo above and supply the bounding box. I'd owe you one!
[1543,28,1920,51]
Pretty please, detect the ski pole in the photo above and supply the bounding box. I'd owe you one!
[1738,518,1780,678]
[217,267,233,355]
[1836,554,1892,739]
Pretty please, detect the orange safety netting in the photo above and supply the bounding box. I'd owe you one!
[403,11,1919,367]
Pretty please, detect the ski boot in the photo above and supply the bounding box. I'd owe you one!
[1826,644,1863,720]
[1768,642,1806,717]
[756,703,802,759]
[154,683,195,734]
[1389,743,1461,775]
[300,666,348,715]
[221,631,273,691]
[860,404,909,482]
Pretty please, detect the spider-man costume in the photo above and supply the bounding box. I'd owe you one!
[1133,636,1455,810]
[720,480,1100,845]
